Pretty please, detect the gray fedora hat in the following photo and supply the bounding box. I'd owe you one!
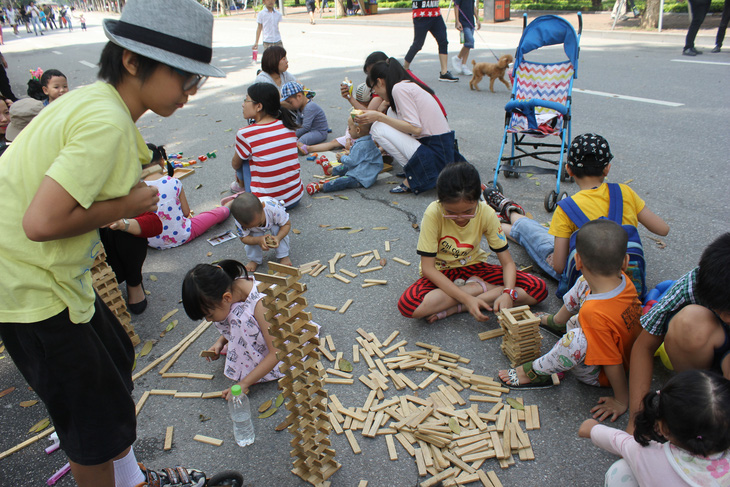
[103,0,225,78]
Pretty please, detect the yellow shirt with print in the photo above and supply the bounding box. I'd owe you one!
[0,81,151,324]
[548,183,646,239]
[417,200,508,275]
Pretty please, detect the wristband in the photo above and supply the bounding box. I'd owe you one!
[122,218,130,232]
[503,288,518,301]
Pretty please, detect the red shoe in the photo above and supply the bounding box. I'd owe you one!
[306,182,322,195]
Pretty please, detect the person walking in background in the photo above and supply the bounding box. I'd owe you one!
[712,0,730,52]
[404,0,459,82]
[7,6,18,36]
[28,2,43,35]
[683,0,711,55]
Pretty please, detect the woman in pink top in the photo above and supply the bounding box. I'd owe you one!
[355,58,466,195]
[579,370,730,487]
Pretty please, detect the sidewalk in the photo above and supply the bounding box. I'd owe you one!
[228,5,722,43]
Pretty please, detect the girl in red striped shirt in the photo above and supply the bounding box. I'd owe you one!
[231,83,304,208]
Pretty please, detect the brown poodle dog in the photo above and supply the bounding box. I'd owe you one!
[469,54,514,93]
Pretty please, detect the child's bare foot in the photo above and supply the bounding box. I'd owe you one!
[498,366,531,385]
[245,261,259,273]
[426,303,464,323]
[279,256,293,267]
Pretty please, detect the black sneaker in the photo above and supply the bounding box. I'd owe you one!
[683,47,703,56]
[483,189,525,224]
[439,71,459,82]
[711,45,721,53]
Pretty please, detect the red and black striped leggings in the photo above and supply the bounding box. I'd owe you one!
[397,262,548,318]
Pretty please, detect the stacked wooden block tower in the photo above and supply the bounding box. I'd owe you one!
[254,262,340,486]
[498,305,542,367]
[91,248,140,346]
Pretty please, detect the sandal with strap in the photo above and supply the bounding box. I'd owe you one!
[535,312,567,338]
[136,463,207,487]
[466,275,488,294]
[390,183,411,194]
[429,304,463,323]
[501,362,555,389]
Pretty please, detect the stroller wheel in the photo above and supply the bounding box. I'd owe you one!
[208,470,244,487]
[559,191,568,202]
[544,190,559,212]
[505,161,521,179]
[560,170,573,182]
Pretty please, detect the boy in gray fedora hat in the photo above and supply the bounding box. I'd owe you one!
[0,1,225,486]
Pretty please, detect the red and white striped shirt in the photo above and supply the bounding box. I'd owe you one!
[235,120,303,208]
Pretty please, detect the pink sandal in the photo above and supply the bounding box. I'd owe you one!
[431,304,463,322]
[220,191,246,206]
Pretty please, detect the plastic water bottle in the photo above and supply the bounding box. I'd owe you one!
[229,385,255,447]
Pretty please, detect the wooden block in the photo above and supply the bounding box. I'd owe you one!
[201,391,223,399]
[344,430,362,454]
[420,467,456,487]
[358,481,368,487]
[530,405,540,429]
[469,395,501,404]
[487,471,504,487]
[326,334,336,351]
[325,378,354,385]
[135,391,150,416]
[442,450,476,474]
[490,431,505,459]
[360,265,383,274]
[477,470,495,487]
[479,329,505,341]
[351,250,373,258]
[385,434,398,461]
[525,405,534,430]
[339,268,357,278]
[418,372,439,390]
[164,426,174,451]
[385,241,391,252]
[332,273,351,284]
[200,350,218,358]
[174,392,203,398]
[392,257,411,266]
[339,299,354,314]
[150,389,177,396]
[186,373,215,380]
[328,413,344,435]
[314,304,337,311]
[319,345,336,362]
[357,254,375,267]
[415,448,427,476]
[356,328,374,341]
[353,344,360,363]
[193,434,223,447]
[326,368,353,379]
[382,330,400,348]
[310,264,327,277]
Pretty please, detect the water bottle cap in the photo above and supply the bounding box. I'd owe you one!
[231,385,242,396]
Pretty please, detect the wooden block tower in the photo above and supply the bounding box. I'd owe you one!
[254,262,340,486]
[91,248,140,346]
[498,305,542,367]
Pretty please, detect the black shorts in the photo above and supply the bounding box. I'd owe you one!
[0,295,137,465]
[306,0,316,12]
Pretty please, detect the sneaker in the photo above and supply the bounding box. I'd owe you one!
[318,160,332,176]
[483,188,525,223]
[711,45,721,53]
[136,463,206,487]
[683,47,703,56]
[461,64,472,76]
[451,55,463,74]
[306,182,322,195]
[439,71,459,82]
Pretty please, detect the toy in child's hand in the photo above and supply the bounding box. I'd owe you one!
[264,235,279,248]
[350,108,364,120]
[341,77,353,98]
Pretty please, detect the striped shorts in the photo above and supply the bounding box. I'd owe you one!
[397,262,548,318]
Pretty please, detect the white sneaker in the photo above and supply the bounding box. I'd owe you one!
[451,55,464,75]
[461,64,472,76]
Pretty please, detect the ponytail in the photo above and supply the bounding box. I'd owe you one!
[247,82,300,131]
[181,260,248,321]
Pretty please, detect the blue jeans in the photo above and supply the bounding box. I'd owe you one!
[509,217,561,280]
[323,174,361,192]
[461,26,474,49]
[235,163,252,192]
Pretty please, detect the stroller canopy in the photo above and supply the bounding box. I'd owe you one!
[514,15,580,77]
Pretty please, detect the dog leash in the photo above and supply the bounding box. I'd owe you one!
[457,13,501,61]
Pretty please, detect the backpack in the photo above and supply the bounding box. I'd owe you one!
[555,183,647,302]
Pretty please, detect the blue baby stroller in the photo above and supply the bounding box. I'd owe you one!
[492,13,583,212]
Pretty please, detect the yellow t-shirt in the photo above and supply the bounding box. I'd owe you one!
[548,183,646,239]
[0,81,150,324]
[416,200,508,274]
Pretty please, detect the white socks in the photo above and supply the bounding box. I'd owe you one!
[113,446,145,487]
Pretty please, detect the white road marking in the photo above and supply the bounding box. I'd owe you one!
[671,59,730,66]
[79,60,97,68]
[573,88,683,107]
[52,50,63,55]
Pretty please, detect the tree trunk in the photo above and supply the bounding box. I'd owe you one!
[641,0,661,28]
[335,0,345,15]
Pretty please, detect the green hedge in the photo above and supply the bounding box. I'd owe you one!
[365,0,725,12]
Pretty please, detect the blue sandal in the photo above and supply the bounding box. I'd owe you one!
[390,183,411,194]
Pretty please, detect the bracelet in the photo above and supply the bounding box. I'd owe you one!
[122,218,130,232]
[502,288,518,301]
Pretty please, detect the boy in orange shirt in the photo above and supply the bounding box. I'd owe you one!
[498,219,642,422]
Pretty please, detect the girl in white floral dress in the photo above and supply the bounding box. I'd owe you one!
[182,260,283,400]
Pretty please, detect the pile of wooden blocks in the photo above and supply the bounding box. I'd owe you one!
[254,262,340,486]
[496,306,542,368]
[91,248,140,346]
[320,331,541,487]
